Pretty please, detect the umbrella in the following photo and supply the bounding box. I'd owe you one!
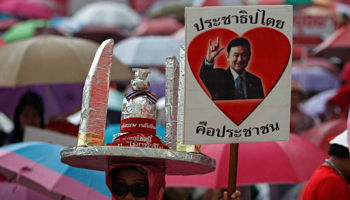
[245,0,314,5]
[2,19,65,43]
[302,118,347,152]
[146,0,192,23]
[165,134,328,188]
[303,88,337,116]
[132,17,184,37]
[0,0,53,19]
[0,182,54,200]
[113,36,185,67]
[0,141,111,200]
[298,5,335,16]
[0,18,19,31]
[0,35,134,87]
[172,26,185,39]
[74,25,130,44]
[312,24,350,61]
[291,66,340,92]
[70,1,141,29]
[0,83,84,120]
[291,44,307,61]
[292,57,340,76]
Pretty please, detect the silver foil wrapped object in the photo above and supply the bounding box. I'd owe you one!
[60,146,215,175]
[77,39,114,146]
[165,56,179,150]
[121,95,157,120]
[131,68,151,91]
[121,68,157,121]
[165,46,200,152]
[177,45,185,145]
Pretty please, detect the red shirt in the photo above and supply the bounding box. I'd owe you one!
[327,84,350,117]
[299,165,350,200]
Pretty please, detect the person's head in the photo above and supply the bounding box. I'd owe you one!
[106,163,166,200]
[226,37,251,75]
[291,81,305,109]
[328,130,349,158]
[12,92,45,143]
[328,130,350,182]
[109,166,149,200]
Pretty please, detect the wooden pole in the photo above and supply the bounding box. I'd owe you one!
[227,143,239,198]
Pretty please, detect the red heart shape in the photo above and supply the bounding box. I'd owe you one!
[188,27,291,125]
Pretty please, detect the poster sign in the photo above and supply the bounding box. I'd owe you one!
[183,5,293,144]
[24,126,77,147]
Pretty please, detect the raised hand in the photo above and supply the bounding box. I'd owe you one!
[206,37,224,63]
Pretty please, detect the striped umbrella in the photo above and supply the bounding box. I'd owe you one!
[0,142,111,200]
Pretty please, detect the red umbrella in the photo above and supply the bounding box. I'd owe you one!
[166,134,328,188]
[312,24,350,61]
[0,0,53,19]
[132,17,184,36]
[302,118,347,152]
[74,26,130,44]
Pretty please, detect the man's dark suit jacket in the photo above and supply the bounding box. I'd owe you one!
[200,60,264,100]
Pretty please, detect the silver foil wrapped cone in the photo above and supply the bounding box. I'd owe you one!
[165,56,179,150]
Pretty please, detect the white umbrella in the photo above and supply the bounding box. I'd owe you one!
[113,36,185,67]
[303,88,337,116]
[71,1,140,29]
[292,66,340,92]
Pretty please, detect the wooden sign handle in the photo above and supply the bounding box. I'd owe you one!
[227,143,239,198]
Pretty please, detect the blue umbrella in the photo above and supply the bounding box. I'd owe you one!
[0,142,111,200]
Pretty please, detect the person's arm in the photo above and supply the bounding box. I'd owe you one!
[325,101,341,119]
[206,37,224,63]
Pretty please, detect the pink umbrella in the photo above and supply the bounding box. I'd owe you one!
[132,17,184,36]
[0,182,56,200]
[313,24,350,61]
[0,18,19,31]
[302,118,347,152]
[166,134,328,188]
[0,0,53,19]
[0,142,111,200]
[74,26,130,44]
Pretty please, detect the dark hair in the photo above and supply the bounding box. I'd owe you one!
[226,37,251,54]
[328,144,349,158]
[11,92,45,143]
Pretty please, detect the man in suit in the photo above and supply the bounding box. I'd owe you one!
[200,37,264,100]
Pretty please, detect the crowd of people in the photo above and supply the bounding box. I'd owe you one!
[1,1,350,200]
